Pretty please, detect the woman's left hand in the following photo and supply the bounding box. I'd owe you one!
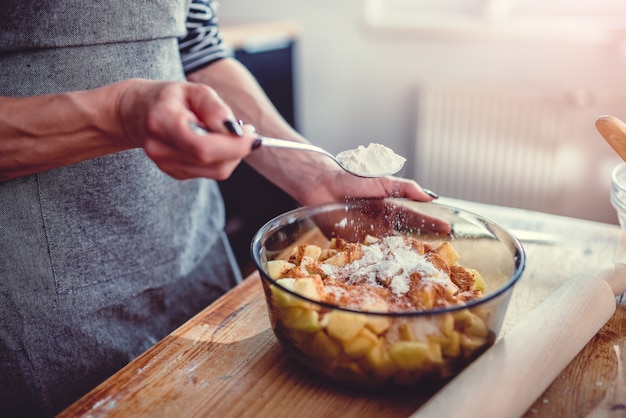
[297,169,451,237]
[298,170,438,207]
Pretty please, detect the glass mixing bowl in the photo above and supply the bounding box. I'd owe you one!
[251,198,525,388]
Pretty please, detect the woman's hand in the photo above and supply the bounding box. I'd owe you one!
[116,79,258,180]
[0,78,258,181]
[302,171,451,238]
[296,168,438,206]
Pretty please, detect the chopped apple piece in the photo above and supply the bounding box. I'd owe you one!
[343,327,379,358]
[389,340,443,371]
[291,244,323,263]
[441,330,461,357]
[360,299,391,335]
[389,341,429,370]
[398,322,416,342]
[310,330,342,361]
[440,313,455,337]
[468,268,486,292]
[365,316,391,335]
[460,334,488,358]
[271,277,322,308]
[266,260,297,280]
[454,309,488,338]
[319,248,337,261]
[428,314,456,345]
[299,256,323,276]
[271,279,297,307]
[322,251,351,267]
[414,284,436,310]
[279,306,321,333]
[323,311,367,342]
[292,276,323,302]
[302,245,322,260]
[362,234,380,245]
[465,317,488,338]
[436,241,459,265]
[361,343,396,377]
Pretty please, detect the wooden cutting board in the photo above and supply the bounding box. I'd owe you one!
[58,203,626,418]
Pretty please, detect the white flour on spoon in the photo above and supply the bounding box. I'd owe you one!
[336,143,406,177]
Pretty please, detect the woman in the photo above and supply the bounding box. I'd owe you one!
[0,1,437,416]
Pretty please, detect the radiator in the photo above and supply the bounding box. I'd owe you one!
[413,83,621,216]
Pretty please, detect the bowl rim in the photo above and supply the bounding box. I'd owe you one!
[611,162,626,212]
[250,198,526,317]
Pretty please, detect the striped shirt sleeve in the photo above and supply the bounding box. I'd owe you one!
[179,0,231,75]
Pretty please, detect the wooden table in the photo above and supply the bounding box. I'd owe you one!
[58,198,626,418]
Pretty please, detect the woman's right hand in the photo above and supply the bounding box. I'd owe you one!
[0,78,257,181]
[115,79,258,180]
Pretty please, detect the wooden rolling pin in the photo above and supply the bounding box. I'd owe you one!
[596,115,626,160]
[412,263,626,418]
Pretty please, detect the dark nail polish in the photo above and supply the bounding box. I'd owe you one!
[237,120,244,127]
[251,138,262,150]
[224,120,243,136]
[422,188,439,199]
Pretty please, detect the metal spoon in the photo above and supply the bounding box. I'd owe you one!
[188,121,405,178]
[253,136,405,178]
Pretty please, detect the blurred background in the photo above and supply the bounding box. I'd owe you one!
[216,0,626,271]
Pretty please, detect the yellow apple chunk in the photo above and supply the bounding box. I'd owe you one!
[323,311,367,343]
[279,306,321,333]
[266,259,297,280]
[361,343,396,378]
[310,330,342,361]
[455,310,488,338]
[360,300,391,335]
[468,268,486,292]
[436,241,459,265]
[301,245,322,260]
[322,251,352,267]
[343,327,379,358]
[440,313,455,337]
[364,316,391,335]
[460,334,488,358]
[292,277,323,302]
[389,341,443,371]
[272,277,322,306]
[271,280,297,308]
[441,330,461,357]
[398,322,416,342]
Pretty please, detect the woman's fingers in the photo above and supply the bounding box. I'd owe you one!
[118,80,258,180]
[376,176,439,202]
[312,198,452,242]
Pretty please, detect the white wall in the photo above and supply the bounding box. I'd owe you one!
[218,0,626,223]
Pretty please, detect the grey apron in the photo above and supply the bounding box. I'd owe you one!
[0,1,241,416]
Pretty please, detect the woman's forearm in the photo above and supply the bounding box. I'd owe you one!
[0,82,131,181]
[187,58,340,203]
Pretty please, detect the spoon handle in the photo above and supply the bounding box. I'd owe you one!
[256,136,331,155]
[255,136,339,164]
